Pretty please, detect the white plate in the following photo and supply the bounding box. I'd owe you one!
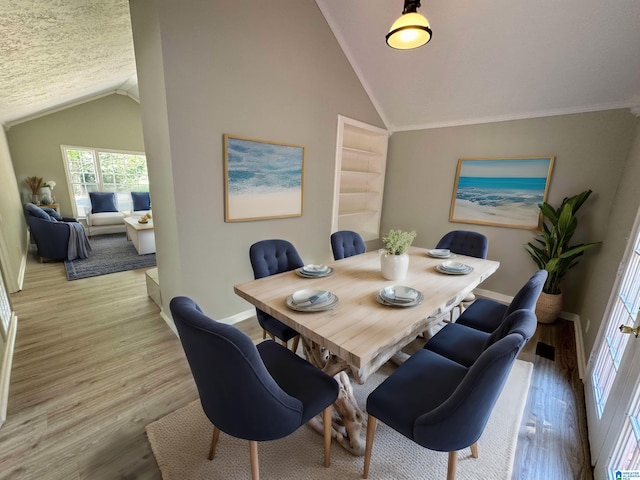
[380,285,420,303]
[427,249,453,258]
[375,291,424,307]
[286,292,339,311]
[436,264,473,275]
[302,264,329,273]
[441,260,468,271]
[295,266,334,278]
[290,289,330,306]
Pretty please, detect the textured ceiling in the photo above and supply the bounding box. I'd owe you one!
[0,0,137,127]
[1,1,638,131]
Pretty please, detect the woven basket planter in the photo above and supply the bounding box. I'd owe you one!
[535,291,563,324]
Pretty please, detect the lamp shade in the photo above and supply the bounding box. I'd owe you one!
[386,11,432,50]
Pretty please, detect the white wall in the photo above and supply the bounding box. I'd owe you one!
[129,0,384,321]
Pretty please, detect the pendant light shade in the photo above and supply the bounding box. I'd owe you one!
[386,0,432,50]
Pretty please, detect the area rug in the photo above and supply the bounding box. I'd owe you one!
[64,234,156,280]
[146,359,533,480]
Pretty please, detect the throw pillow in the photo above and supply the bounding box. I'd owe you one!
[131,191,151,211]
[25,202,52,221]
[89,192,118,213]
[42,207,63,221]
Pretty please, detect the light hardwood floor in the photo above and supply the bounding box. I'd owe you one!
[2,255,593,479]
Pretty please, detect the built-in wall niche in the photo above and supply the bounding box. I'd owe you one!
[331,115,389,242]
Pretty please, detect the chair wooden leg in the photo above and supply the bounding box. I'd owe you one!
[363,415,377,479]
[323,406,333,467]
[208,426,220,460]
[447,451,458,480]
[280,339,287,347]
[470,442,478,458]
[291,335,300,353]
[262,329,267,340]
[249,440,259,480]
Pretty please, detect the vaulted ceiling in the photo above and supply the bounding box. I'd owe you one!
[1,0,639,131]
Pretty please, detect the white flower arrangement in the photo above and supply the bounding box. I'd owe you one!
[43,180,56,190]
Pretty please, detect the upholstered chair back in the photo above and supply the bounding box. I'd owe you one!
[249,239,304,279]
[413,326,529,452]
[436,230,488,259]
[331,230,366,260]
[170,296,305,441]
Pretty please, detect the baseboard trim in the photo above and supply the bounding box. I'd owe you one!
[0,312,17,428]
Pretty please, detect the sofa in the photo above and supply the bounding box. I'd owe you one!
[24,203,90,262]
[85,192,151,237]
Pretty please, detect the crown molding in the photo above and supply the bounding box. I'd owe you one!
[391,101,635,132]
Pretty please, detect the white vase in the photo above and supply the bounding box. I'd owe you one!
[379,250,409,281]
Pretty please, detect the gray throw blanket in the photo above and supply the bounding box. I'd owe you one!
[67,222,92,260]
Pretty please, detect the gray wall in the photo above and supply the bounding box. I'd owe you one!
[7,94,145,217]
[580,124,640,354]
[129,0,384,321]
[0,129,25,292]
[383,110,639,353]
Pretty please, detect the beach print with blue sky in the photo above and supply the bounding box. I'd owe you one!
[452,157,553,229]
[225,136,304,221]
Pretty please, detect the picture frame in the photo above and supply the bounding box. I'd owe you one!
[449,156,554,230]
[224,134,305,222]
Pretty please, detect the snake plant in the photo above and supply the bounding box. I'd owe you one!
[526,189,601,294]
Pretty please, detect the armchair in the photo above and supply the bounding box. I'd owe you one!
[86,192,125,237]
[169,297,339,480]
[24,203,90,262]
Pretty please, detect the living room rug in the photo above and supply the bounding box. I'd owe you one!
[64,233,156,280]
[146,359,533,480]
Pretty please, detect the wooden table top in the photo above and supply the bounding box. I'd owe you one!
[234,246,499,381]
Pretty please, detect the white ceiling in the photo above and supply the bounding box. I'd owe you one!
[1,1,639,131]
[317,0,640,131]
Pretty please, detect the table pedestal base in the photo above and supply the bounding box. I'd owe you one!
[302,339,367,456]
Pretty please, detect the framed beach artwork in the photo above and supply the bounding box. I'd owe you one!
[449,156,554,230]
[224,134,305,222]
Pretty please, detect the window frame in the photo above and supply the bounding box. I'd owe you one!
[60,145,148,218]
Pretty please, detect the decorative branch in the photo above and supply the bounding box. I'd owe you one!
[25,176,43,195]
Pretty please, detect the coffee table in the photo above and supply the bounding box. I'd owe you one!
[123,217,155,255]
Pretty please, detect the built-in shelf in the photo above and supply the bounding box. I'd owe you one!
[331,115,388,242]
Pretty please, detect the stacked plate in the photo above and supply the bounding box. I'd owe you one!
[375,285,423,308]
[286,288,339,312]
[436,260,474,275]
[427,248,455,259]
[295,264,334,278]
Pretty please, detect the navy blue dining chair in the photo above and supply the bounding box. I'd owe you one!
[363,309,536,480]
[249,239,304,351]
[330,230,366,260]
[456,269,547,333]
[170,296,339,480]
[436,230,489,319]
[436,230,489,259]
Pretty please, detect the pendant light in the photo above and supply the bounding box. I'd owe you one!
[386,0,432,50]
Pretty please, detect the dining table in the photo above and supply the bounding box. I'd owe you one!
[234,246,500,455]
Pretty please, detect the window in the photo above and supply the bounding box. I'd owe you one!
[61,146,149,217]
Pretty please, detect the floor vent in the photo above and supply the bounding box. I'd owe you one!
[535,341,555,361]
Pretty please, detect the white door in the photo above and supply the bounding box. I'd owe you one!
[585,208,640,479]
